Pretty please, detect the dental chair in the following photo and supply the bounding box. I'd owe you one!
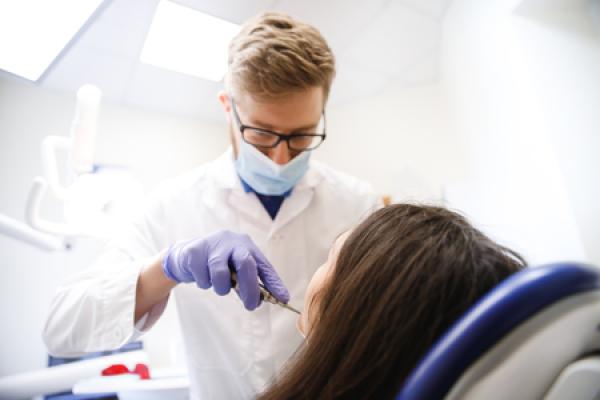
[396,262,600,400]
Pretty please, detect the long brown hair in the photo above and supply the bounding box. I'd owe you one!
[260,204,525,399]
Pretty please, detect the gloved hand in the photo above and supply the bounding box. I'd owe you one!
[162,230,290,310]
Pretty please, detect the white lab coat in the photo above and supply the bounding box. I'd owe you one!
[43,149,381,399]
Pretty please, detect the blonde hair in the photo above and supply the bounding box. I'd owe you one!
[226,12,336,102]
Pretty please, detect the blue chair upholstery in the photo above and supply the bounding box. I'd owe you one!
[396,262,600,400]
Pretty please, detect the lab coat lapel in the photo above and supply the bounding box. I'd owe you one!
[269,188,313,237]
[228,190,272,231]
[197,149,260,229]
[268,165,322,237]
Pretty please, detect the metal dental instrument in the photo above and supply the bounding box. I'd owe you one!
[230,271,301,315]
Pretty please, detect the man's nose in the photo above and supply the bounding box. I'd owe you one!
[269,140,292,165]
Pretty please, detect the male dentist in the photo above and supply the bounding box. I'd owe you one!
[44,12,381,399]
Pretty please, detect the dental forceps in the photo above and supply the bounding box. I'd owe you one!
[230,271,301,315]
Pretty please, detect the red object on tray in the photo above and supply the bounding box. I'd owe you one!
[101,363,151,379]
[133,363,151,380]
[101,364,129,376]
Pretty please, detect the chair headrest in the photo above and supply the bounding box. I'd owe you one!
[396,262,600,400]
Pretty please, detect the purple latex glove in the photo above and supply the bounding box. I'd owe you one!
[162,230,290,310]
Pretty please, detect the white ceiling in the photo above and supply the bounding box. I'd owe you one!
[7,0,452,121]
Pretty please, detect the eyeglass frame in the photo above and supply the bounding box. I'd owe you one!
[230,97,327,152]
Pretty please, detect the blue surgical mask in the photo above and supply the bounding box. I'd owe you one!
[234,139,311,196]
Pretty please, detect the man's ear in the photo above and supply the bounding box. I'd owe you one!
[218,90,239,157]
[218,90,231,113]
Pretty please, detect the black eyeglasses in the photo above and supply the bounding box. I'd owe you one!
[230,98,326,152]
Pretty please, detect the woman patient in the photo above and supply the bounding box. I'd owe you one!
[260,203,526,399]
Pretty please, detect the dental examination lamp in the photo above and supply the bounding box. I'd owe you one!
[0,84,143,251]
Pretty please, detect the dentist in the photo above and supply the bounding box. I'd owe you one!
[44,12,380,399]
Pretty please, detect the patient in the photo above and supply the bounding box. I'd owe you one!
[259,204,526,399]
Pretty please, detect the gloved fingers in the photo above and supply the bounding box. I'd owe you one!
[185,244,211,289]
[257,265,290,304]
[231,248,260,310]
[246,244,290,304]
[207,256,232,296]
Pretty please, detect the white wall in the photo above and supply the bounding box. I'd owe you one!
[324,0,600,267]
[323,83,465,203]
[0,77,228,376]
[438,0,599,265]
[513,0,600,264]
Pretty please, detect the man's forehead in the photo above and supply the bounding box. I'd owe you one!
[237,89,324,130]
